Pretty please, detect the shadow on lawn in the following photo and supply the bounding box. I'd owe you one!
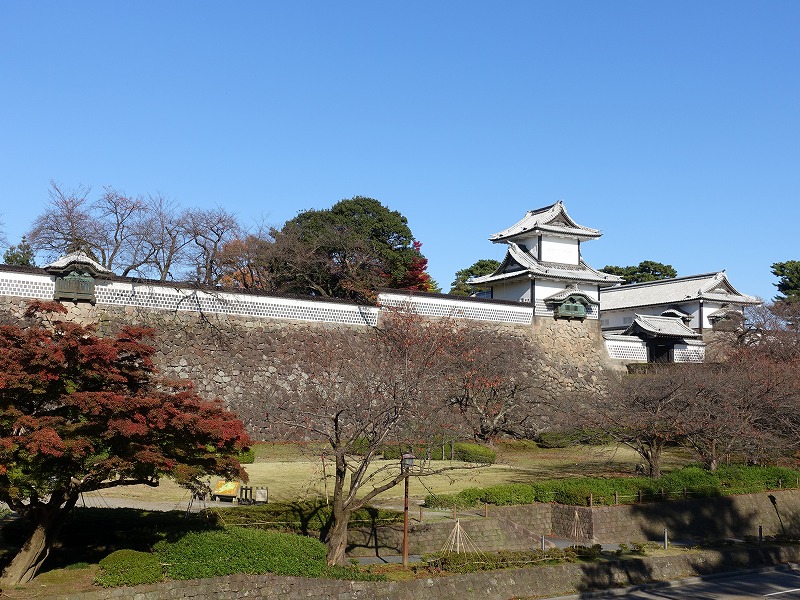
[0,507,216,573]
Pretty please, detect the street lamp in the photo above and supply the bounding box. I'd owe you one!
[401,452,415,567]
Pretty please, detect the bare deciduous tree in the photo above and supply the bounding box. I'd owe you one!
[138,194,193,281]
[185,207,241,285]
[451,327,545,442]
[28,181,98,260]
[264,309,484,565]
[582,365,690,478]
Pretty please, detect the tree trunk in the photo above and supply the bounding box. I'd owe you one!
[325,453,351,566]
[325,511,350,566]
[0,496,77,587]
[645,443,663,479]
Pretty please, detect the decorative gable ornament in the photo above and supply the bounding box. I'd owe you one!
[543,285,598,321]
[44,252,113,305]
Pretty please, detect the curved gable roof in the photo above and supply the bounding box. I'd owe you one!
[489,201,602,243]
[471,243,623,286]
[624,314,702,338]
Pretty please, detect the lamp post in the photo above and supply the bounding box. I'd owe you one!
[401,452,415,567]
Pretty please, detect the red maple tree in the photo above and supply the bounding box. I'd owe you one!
[0,301,250,586]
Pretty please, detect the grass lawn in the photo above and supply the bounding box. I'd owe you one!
[79,442,693,507]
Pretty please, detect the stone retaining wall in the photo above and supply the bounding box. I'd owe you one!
[347,504,553,556]
[430,490,800,547]
[45,545,800,600]
[0,290,614,437]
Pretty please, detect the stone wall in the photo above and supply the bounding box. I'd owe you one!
[349,491,800,556]
[347,504,553,556]
[0,286,617,437]
[45,545,800,600]
[587,489,800,543]
[463,490,800,545]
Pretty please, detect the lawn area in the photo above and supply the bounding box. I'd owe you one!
[79,441,693,507]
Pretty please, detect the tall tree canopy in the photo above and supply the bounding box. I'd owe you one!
[279,196,424,300]
[218,196,435,302]
[0,301,250,586]
[772,260,800,302]
[449,259,501,296]
[601,260,677,284]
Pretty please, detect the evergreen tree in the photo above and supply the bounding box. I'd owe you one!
[601,260,677,284]
[3,236,36,267]
[772,260,800,302]
[449,259,500,296]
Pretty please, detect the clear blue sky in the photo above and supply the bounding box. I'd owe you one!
[1,1,798,300]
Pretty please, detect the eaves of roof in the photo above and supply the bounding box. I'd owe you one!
[600,272,760,311]
[489,201,602,243]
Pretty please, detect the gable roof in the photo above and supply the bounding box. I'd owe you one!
[471,242,623,286]
[489,201,602,243]
[542,284,600,305]
[624,314,702,339]
[600,271,761,311]
[44,251,114,277]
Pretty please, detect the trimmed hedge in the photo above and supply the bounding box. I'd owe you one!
[424,465,800,508]
[95,549,163,587]
[154,527,328,580]
[454,442,497,464]
[237,447,256,464]
[153,527,386,582]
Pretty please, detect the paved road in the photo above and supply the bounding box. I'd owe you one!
[546,566,800,599]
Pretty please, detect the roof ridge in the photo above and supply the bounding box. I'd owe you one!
[604,271,724,290]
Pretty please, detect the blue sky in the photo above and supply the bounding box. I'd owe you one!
[1,1,798,300]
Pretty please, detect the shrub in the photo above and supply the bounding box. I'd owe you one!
[237,447,256,464]
[94,549,163,587]
[155,527,328,580]
[424,465,800,509]
[536,431,572,448]
[453,442,496,464]
[537,428,614,448]
[425,547,592,573]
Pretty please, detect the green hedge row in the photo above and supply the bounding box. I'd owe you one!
[425,546,603,573]
[424,465,800,508]
[382,442,496,464]
[95,528,385,587]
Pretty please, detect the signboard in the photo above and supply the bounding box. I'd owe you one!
[211,480,240,499]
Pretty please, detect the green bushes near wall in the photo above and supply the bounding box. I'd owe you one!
[154,528,328,580]
[424,465,800,508]
[95,550,163,587]
[95,529,384,587]
[536,428,614,448]
[237,447,256,464]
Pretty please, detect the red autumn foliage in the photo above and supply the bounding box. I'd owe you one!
[0,301,251,586]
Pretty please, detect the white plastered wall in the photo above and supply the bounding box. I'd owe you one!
[540,236,579,264]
